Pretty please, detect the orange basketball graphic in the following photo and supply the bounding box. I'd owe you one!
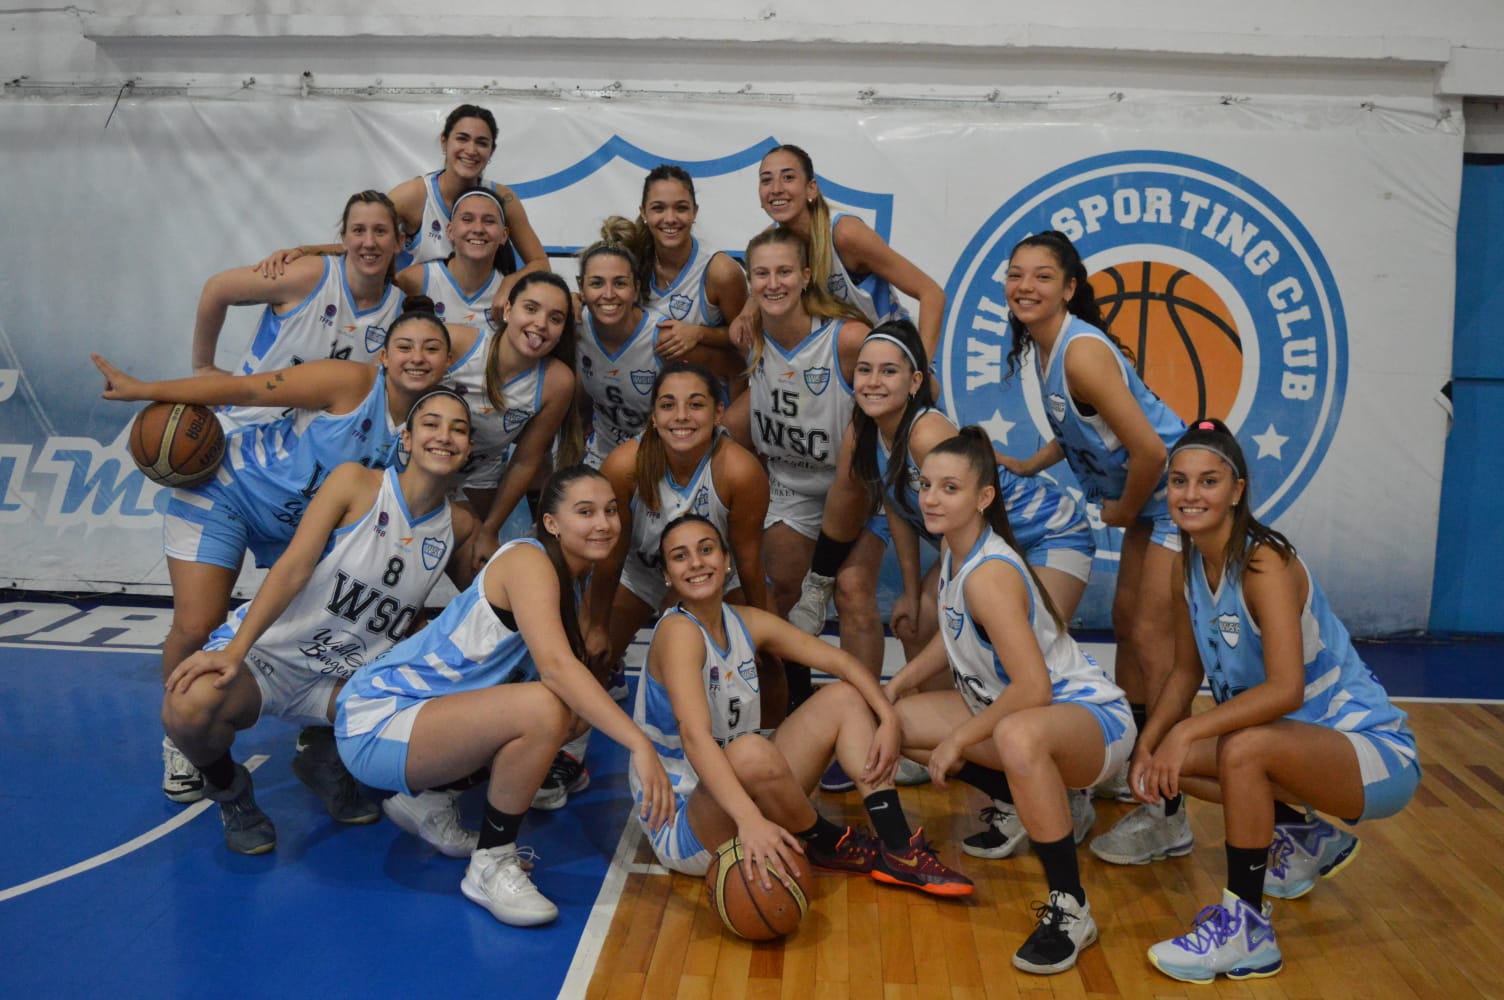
[1089,262,1243,424]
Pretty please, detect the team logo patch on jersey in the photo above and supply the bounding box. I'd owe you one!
[941,149,1347,525]
[944,605,964,640]
[692,485,711,516]
[630,369,656,395]
[804,367,832,395]
[422,536,448,571]
[708,664,720,694]
[321,303,337,327]
[1215,612,1241,649]
[735,657,760,692]
[581,354,593,371]
[503,408,532,434]
[428,219,443,240]
[669,293,693,320]
[364,325,387,354]
[375,511,389,537]
[827,274,848,299]
[1046,393,1067,424]
[433,302,447,316]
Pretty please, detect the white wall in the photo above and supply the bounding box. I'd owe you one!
[4,1,1504,103]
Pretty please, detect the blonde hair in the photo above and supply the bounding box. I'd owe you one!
[743,227,864,373]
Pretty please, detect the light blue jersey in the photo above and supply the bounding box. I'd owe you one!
[397,170,504,271]
[878,409,1090,558]
[420,260,502,330]
[337,538,543,739]
[1185,547,1416,753]
[579,307,664,468]
[226,257,403,428]
[940,527,1128,738]
[1034,315,1185,512]
[826,213,909,326]
[205,368,401,563]
[648,238,727,328]
[632,604,761,802]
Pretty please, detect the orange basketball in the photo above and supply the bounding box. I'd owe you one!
[704,837,808,941]
[128,402,226,489]
[1090,262,1243,424]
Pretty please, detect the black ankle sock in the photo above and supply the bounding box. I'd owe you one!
[1164,792,1184,817]
[955,762,1013,804]
[1273,801,1307,825]
[863,789,911,851]
[1226,844,1269,909]
[1031,833,1085,906]
[477,803,525,851]
[810,531,857,578]
[201,752,236,791]
[1130,702,1148,733]
[795,815,847,854]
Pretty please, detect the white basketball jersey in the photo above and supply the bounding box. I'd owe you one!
[939,527,1124,717]
[627,436,739,587]
[225,257,404,428]
[399,171,504,269]
[749,317,853,499]
[578,308,663,468]
[216,466,454,680]
[647,238,726,328]
[420,260,503,331]
[446,335,545,491]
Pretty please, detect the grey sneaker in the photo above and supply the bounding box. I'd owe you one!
[204,762,276,855]
[461,844,558,926]
[384,790,478,858]
[162,736,205,803]
[1070,789,1097,843]
[787,571,835,634]
[1089,800,1194,865]
[895,757,931,787]
[292,726,380,824]
[1092,760,1136,802]
[1264,816,1359,899]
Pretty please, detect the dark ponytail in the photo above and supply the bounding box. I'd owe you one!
[850,319,932,520]
[384,294,450,351]
[531,464,609,660]
[1169,418,1296,581]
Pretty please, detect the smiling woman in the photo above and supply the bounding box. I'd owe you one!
[91,300,452,805]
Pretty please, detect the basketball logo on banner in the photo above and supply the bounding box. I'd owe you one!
[941,149,1347,524]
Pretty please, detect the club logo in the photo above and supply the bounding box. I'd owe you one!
[422,536,447,571]
[631,369,656,395]
[941,150,1347,525]
[1215,612,1242,649]
[803,367,831,396]
[503,408,532,434]
[944,605,964,639]
[669,293,693,320]
[364,325,387,355]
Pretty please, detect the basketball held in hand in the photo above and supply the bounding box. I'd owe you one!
[129,402,226,488]
[704,837,809,941]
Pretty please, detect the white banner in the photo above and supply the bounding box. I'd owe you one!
[0,93,1459,631]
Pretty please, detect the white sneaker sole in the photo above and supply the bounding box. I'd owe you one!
[461,873,558,926]
[382,797,476,858]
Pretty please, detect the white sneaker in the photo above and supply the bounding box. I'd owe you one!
[1012,890,1099,974]
[895,757,931,787]
[461,844,559,926]
[1089,799,1194,865]
[787,571,835,634]
[161,736,205,803]
[383,790,478,858]
[1070,789,1097,843]
[1147,888,1282,984]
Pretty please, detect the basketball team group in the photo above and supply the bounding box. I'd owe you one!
[88,103,1420,983]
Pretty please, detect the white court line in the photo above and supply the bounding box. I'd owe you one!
[0,754,269,903]
[558,813,648,999]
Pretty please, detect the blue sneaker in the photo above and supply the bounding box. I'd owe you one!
[819,760,855,793]
[1264,815,1359,899]
[1147,889,1282,984]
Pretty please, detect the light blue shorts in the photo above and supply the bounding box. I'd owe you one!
[636,787,712,877]
[1343,728,1422,822]
[163,478,287,570]
[336,695,425,797]
[1076,698,1138,788]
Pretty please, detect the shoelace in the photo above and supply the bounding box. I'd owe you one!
[1268,833,1296,878]
[1026,899,1077,939]
[978,805,1018,829]
[489,846,543,887]
[1174,904,1242,955]
[546,754,581,785]
[164,744,196,777]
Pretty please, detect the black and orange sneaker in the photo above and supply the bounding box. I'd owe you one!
[805,825,882,874]
[871,828,975,897]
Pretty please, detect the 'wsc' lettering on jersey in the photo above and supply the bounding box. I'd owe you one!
[942,150,1347,523]
[326,571,419,641]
